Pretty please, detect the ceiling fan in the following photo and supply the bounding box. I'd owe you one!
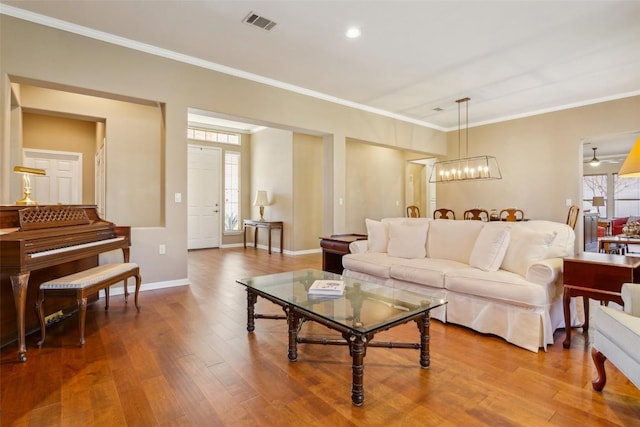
[585,147,621,167]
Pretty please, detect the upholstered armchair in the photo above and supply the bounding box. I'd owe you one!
[591,282,640,390]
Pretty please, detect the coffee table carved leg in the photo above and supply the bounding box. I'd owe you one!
[287,307,302,361]
[416,312,431,368]
[563,287,572,348]
[348,334,367,406]
[246,290,258,332]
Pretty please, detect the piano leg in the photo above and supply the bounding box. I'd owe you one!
[10,272,30,362]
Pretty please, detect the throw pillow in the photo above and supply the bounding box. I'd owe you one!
[366,218,389,253]
[387,222,428,259]
[469,226,511,272]
[501,227,556,277]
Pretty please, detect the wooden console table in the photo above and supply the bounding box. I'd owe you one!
[562,252,640,348]
[319,234,367,274]
[243,220,283,254]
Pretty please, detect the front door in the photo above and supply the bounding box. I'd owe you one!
[188,145,221,249]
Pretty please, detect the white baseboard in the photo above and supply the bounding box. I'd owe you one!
[220,243,321,256]
[103,278,190,297]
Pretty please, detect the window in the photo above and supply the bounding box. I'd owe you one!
[187,127,240,145]
[224,152,241,231]
[613,173,640,217]
[583,174,607,215]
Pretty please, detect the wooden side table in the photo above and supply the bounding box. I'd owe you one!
[319,234,367,274]
[243,220,283,254]
[562,252,640,348]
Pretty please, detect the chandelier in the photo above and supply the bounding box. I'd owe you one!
[429,98,502,183]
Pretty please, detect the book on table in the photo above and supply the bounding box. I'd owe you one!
[308,280,345,296]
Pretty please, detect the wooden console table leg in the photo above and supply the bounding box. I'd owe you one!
[254,227,258,249]
[243,225,247,249]
[10,272,30,362]
[268,225,273,254]
[280,227,283,253]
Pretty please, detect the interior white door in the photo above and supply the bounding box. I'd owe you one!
[188,145,221,249]
[23,149,82,204]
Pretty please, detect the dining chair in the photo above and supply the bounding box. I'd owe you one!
[566,205,580,229]
[500,208,525,222]
[406,205,420,218]
[464,209,489,221]
[433,208,455,220]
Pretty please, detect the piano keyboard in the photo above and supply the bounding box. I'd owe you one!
[30,237,126,258]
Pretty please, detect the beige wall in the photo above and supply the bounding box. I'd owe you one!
[250,128,293,250]
[22,112,97,204]
[436,96,640,234]
[345,140,407,233]
[293,133,323,251]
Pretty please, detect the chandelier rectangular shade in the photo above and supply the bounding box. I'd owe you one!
[429,155,502,183]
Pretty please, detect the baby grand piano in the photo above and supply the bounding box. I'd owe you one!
[0,205,130,362]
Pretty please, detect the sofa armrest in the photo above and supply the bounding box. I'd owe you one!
[349,240,369,254]
[622,282,640,317]
[526,258,562,287]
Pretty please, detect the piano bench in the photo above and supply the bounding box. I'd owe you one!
[35,263,141,348]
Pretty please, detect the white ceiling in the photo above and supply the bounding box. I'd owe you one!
[2,0,639,134]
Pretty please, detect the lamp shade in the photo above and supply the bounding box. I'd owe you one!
[592,196,605,207]
[13,165,46,176]
[619,136,640,178]
[253,190,269,207]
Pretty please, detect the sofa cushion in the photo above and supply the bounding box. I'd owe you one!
[387,222,428,259]
[501,227,555,277]
[342,253,410,278]
[469,225,511,272]
[365,218,388,253]
[445,267,549,306]
[390,258,469,289]
[427,219,484,264]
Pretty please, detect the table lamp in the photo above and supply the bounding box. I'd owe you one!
[253,190,269,221]
[13,166,46,205]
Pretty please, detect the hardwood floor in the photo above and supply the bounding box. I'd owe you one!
[2,247,639,426]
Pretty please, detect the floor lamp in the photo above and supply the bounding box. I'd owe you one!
[592,196,605,218]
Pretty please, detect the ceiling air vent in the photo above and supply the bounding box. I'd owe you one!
[243,12,277,31]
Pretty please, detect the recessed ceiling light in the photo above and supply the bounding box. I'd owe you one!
[345,27,361,39]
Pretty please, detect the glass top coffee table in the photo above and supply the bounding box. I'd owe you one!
[236,269,447,406]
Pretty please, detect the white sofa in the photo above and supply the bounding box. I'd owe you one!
[342,217,581,352]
